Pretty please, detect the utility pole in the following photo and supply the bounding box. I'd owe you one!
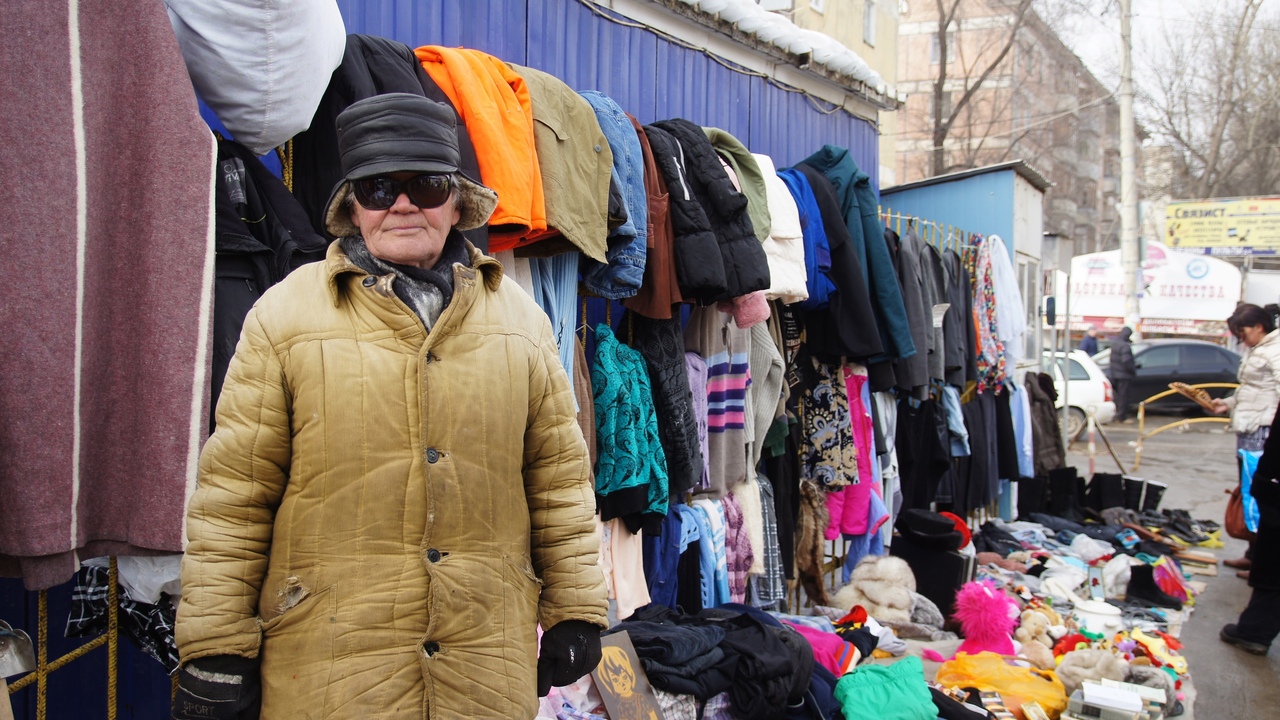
[1119,0,1141,337]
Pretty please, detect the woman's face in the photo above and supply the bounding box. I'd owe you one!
[349,172,460,269]
[1238,323,1267,348]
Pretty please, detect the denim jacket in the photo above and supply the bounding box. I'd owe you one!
[579,91,647,299]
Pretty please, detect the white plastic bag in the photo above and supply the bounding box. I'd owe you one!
[165,0,346,155]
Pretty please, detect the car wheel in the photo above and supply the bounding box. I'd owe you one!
[1064,407,1087,441]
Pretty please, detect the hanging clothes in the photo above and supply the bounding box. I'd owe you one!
[777,167,835,310]
[578,92,648,299]
[750,471,786,608]
[592,324,669,531]
[746,321,786,470]
[528,253,580,395]
[684,307,752,499]
[994,387,1021,482]
[884,227,930,394]
[643,123,727,302]
[1,0,216,589]
[416,46,545,247]
[643,507,683,610]
[753,153,808,304]
[686,352,712,492]
[895,398,951,510]
[629,312,704,500]
[507,64,612,262]
[1011,380,1036,479]
[791,165,884,362]
[971,236,1009,391]
[703,127,772,245]
[920,240,949,383]
[800,146,915,362]
[651,118,771,302]
[987,235,1027,368]
[598,518,651,620]
[292,34,488,250]
[623,116,684,319]
[691,498,732,607]
[722,492,754,604]
[944,249,979,386]
[794,347,858,489]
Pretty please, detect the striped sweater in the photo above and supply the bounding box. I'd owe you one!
[684,307,752,498]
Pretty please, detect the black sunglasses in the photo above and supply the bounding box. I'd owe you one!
[352,174,453,210]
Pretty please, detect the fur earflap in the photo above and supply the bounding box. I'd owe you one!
[953,579,1020,657]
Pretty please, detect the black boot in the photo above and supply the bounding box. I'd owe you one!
[1086,473,1125,512]
[1142,482,1167,512]
[1126,564,1183,609]
[1122,476,1146,511]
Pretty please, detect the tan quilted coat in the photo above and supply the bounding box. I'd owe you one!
[176,240,607,719]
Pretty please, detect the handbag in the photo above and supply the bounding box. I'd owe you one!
[1226,486,1256,541]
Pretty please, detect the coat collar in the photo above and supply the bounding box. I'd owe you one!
[325,235,504,307]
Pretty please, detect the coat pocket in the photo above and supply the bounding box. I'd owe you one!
[258,584,338,718]
[501,555,542,702]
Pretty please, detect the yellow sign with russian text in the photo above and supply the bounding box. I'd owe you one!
[1165,197,1280,256]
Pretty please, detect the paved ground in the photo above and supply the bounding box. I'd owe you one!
[1067,414,1280,717]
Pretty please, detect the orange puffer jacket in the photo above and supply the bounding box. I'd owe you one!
[416,46,547,251]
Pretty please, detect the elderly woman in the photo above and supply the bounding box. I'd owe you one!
[174,94,607,719]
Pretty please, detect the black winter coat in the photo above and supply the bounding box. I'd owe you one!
[1109,327,1137,380]
[628,312,704,499]
[290,34,488,251]
[793,164,882,361]
[642,123,727,302]
[651,119,770,303]
[212,138,327,430]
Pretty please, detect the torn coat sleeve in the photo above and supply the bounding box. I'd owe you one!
[523,319,609,630]
[176,306,292,662]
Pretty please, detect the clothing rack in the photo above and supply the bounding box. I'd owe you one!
[879,209,978,253]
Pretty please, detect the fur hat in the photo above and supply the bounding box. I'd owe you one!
[832,555,917,624]
[322,93,497,238]
[953,579,1020,657]
[1056,648,1130,696]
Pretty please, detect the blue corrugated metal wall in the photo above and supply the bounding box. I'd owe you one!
[337,0,879,186]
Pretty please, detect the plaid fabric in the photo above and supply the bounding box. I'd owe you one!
[653,688,698,720]
[702,692,734,719]
[66,563,180,672]
[749,471,786,609]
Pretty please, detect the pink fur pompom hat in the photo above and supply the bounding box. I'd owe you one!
[953,579,1020,657]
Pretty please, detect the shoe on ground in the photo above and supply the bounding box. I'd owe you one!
[1220,624,1269,655]
[1237,570,1250,580]
[1224,557,1251,570]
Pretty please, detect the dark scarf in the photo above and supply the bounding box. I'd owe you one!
[340,231,470,331]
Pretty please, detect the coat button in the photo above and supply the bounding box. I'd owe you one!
[423,641,440,656]
[427,548,442,563]
[426,448,440,463]
[362,276,377,287]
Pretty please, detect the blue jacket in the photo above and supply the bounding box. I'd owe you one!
[777,168,835,310]
[580,91,647,299]
[801,145,916,361]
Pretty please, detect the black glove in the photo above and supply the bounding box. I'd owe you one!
[172,655,261,720]
[536,620,603,697]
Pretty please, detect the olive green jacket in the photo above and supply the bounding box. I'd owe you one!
[177,241,607,719]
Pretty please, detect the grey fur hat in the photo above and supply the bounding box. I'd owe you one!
[322,93,497,237]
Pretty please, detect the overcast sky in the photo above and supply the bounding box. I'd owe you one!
[1062,0,1270,96]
